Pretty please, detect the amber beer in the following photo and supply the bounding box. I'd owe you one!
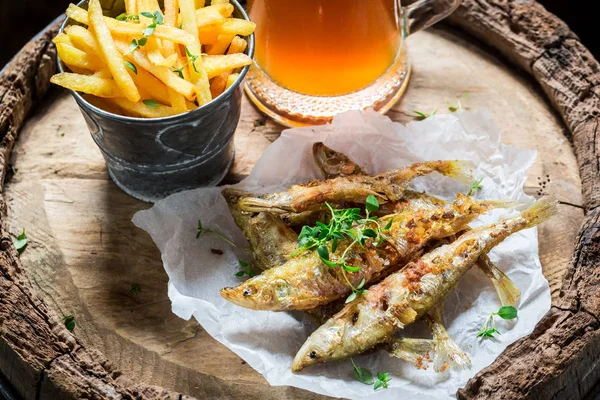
[247,0,402,96]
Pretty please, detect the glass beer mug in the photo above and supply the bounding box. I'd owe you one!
[244,0,462,127]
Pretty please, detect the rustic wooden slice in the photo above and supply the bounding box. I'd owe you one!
[0,0,598,398]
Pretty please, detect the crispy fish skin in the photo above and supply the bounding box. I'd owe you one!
[220,195,508,311]
[238,160,473,213]
[313,142,367,178]
[292,197,556,372]
[281,190,447,229]
[222,188,298,271]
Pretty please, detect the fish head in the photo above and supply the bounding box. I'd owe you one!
[312,142,365,178]
[291,305,362,372]
[292,322,345,372]
[220,277,294,311]
[221,188,253,207]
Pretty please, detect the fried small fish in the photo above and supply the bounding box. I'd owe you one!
[312,144,520,307]
[313,142,367,178]
[220,194,510,311]
[238,160,473,213]
[386,302,470,372]
[292,196,556,371]
[222,188,297,271]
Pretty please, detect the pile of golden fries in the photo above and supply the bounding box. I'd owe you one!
[51,0,255,118]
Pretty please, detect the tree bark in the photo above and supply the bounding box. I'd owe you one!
[448,1,600,399]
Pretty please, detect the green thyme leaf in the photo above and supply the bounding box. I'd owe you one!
[62,315,76,332]
[14,228,28,254]
[343,264,361,273]
[125,39,139,55]
[362,228,378,238]
[345,292,357,303]
[469,178,483,194]
[384,218,393,230]
[235,260,257,278]
[320,257,339,268]
[154,10,164,25]
[317,244,329,261]
[172,66,184,79]
[138,37,148,46]
[143,24,156,37]
[447,99,463,112]
[331,238,338,253]
[351,358,374,385]
[497,305,518,320]
[356,278,366,290]
[374,372,391,390]
[365,194,380,213]
[117,13,139,22]
[414,108,437,119]
[477,328,500,339]
[124,61,137,74]
[143,99,161,109]
[128,283,140,296]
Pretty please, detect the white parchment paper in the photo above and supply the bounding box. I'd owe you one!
[133,109,551,399]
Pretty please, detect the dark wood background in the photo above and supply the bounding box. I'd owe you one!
[0,0,597,67]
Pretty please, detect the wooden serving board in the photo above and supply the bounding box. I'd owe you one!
[1,1,599,399]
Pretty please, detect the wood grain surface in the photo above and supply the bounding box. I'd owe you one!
[0,0,598,399]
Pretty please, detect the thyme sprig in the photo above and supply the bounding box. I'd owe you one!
[116,13,140,22]
[172,46,204,78]
[14,228,28,254]
[141,10,164,37]
[124,37,147,55]
[351,358,391,391]
[291,195,392,303]
[478,305,518,340]
[235,259,258,278]
[414,108,437,119]
[196,219,238,248]
[468,178,483,196]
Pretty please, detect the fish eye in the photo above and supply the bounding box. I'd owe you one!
[243,289,251,297]
[309,351,317,359]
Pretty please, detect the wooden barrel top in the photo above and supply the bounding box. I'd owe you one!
[1,1,599,399]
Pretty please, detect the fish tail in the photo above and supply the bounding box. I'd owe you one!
[425,304,472,371]
[477,255,521,306]
[521,195,558,229]
[431,160,475,185]
[431,325,472,371]
[453,193,517,215]
[386,338,435,369]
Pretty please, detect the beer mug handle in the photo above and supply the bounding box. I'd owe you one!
[403,0,462,35]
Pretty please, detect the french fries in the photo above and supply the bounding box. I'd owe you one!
[88,0,140,102]
[55,42,105,71]
[203,54,253,79]
[52,0,254,118]
[50,73,123,98]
